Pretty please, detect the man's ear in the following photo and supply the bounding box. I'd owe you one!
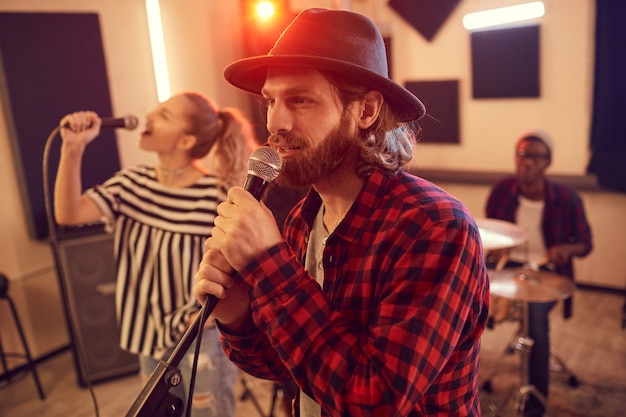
[358,90,384,129]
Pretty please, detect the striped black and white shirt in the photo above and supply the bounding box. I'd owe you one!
[86,166,226,358]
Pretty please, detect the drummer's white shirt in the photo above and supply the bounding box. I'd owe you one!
[510,196,547,265]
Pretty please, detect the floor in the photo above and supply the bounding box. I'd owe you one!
[1,288,625,417]
[479,288,626,417]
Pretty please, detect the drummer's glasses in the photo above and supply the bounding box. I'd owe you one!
[516,150,549,163]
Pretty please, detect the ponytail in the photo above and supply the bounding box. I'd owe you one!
[182,92,259,188]
[212,108,259,188]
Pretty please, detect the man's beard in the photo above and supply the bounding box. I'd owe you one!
[269,115,358,189]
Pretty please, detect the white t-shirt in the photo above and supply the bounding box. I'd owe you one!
[300,206,328,417]
[509,196,547,266]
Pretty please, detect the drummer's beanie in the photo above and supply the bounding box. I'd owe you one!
[517,129,554,160]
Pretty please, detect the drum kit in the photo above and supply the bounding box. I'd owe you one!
[476,218,575,303]
[475,218,578,417]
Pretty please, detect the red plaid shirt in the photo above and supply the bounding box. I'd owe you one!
[220,170,490,416]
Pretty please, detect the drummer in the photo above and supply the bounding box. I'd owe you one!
[484,129,593,417]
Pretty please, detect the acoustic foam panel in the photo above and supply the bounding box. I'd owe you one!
[405,80,460,144]
[471,25,540,98]
[388,0,461,41]
[0,12,121,240]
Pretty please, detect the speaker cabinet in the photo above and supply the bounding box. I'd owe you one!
[52,232,138,386]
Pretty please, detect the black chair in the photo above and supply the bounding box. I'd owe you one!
[0,273,45,399]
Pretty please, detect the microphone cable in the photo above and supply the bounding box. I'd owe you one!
[184,303,211,417]
[42,126,101,417]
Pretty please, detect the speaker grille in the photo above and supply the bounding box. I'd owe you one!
[52,232,138,385]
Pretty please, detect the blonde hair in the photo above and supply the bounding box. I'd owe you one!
[182,92,258,187]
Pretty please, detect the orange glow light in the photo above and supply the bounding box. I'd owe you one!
[255,1,276,20]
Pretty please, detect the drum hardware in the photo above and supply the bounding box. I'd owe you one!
[483,300,546,417]
[476,217,528,329]
[548,352,580,388]
[476,218,529,251]
[488,268,575,303]
[486,252,514,329]
[483,268,578,417]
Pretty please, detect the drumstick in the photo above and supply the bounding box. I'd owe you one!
[536,255,557,271]
[495,252,509,271]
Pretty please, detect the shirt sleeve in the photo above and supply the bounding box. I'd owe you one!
[85,171,125,225]
[567,191,593,255]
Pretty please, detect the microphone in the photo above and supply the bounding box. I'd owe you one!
[243,146,282,200]
[60,114,139,130]
[101,115,139,130]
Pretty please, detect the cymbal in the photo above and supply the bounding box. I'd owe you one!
[488,268,575,302]
[476,218,528,251]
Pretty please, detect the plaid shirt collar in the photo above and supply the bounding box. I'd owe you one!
[299,170,398,244]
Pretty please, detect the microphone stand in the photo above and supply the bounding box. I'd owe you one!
[125,296,220,417]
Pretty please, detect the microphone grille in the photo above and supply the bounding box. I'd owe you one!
[124,115,139,130]
[247,147,282,182]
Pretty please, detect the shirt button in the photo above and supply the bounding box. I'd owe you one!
[318,261,323,270]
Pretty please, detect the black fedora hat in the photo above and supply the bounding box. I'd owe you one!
[224,8,425,122]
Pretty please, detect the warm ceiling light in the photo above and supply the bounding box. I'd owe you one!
[255,1,277,20]
[146,0,171,102]
[463,1,545,31]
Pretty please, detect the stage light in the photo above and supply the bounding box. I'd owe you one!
[241,0,294,55]
[255,1,277,20]
[145,0,171,102]
[463,1,545,31]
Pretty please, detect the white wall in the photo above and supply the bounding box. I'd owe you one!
[1,0,622,361]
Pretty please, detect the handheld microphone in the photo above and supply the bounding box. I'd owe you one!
[60,114,139,130]
[101,115,139,130]
[243,146,282,200]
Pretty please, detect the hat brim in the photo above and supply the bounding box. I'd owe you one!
[224,55,426,122]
